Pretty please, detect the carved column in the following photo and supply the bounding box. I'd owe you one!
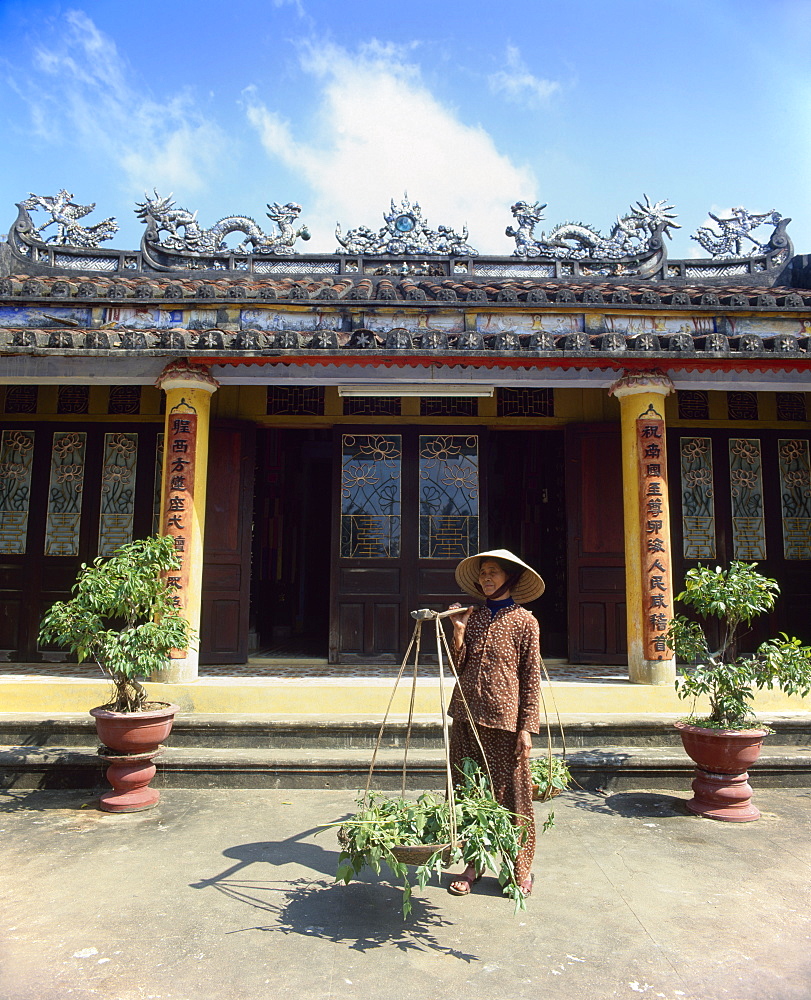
[153,361,219,683]
[609,371,676,685]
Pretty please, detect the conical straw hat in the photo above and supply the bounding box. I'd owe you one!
[454,548,545,604]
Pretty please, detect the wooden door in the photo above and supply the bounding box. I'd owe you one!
[199,421,256,664]
[330,428,485,663]
[565,423,627,663]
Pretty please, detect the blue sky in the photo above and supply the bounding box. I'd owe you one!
[1,0,810,257]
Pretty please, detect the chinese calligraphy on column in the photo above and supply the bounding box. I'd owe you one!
[637,405,672,660]
[162,405,197,657]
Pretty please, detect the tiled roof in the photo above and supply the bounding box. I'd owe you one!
[1,273,809,309]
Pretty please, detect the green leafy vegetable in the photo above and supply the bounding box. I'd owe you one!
[333,759,545,918]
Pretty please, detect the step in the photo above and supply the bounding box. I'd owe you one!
[2,744,809,792]
[1,711,811,749]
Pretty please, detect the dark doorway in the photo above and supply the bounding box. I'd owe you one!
[489,428,568,658]
[251,428,332,656]
[564,423,627,664]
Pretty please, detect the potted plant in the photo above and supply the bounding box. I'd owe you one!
[38,534,193,813]
[665,561,811,821]
[334,759,534,917]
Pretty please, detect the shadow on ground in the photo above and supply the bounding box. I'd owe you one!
[191,833,478,961]
[0,788,99,812]
[568,788,688,818]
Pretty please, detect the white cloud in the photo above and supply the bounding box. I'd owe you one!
[245,41,537,253]
[27,11,225,196]
[488,46,560,107]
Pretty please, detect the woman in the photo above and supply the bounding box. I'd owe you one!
[446,548,544,898]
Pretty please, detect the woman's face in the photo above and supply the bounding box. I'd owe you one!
[478,559,509,597]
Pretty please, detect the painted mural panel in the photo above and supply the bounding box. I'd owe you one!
[778,439,811,560]
[240,309,331,332]
[0,306,93,328]
[100,307,184,329]
[680,437,716,560]
[0,430,35,554]
[729,438,766,560]
[45,431,87,556]
[364,311,464,333]
[340,435,401,558]
[98,432,138,556]
[419,435,479,559]
[477,313,584,333]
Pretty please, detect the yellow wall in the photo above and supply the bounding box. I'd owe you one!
[1,385,808,434]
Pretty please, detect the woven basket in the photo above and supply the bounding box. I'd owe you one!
[532,783,563,803]
[337,829,460,867]
[389,842,461,867]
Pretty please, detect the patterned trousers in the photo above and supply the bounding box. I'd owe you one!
[449,719,536,883]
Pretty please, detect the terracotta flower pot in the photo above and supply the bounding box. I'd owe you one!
[674,721,768,823]
[89,703,179,812]
[90,703,179,754]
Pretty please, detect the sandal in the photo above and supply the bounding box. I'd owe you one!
[448,869,481,896]
[518,875,534,898]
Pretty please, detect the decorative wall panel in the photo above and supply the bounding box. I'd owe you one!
[778,439,811,560]
[152,433,164,535]
[108,385,141,415]
[266,386,325,415]
[45,431,87,555]
[98,432,138,556]
[677,390,709,421]
[340,435,401,558]
[342,397,401,416]
[57,386,89,414]
[776,392,807,422]
[419,434,479,559]
[0,430,35,554]
[727,392,758,421]
[498,387,554,418]
[4,386,38,414]
[420,397,478,417]
[729,438,766,559]
[679,437,716,560]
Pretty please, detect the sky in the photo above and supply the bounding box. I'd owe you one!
[1,0,810,259]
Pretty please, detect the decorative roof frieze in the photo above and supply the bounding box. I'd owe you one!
[4,192,795,284]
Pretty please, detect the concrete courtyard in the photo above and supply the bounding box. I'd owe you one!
[1,784,809,1000]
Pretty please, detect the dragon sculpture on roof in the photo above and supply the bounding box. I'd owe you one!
[20,190,119,248]
[506,196,679,259]
[691,208,788,259]
[134,192,310,254]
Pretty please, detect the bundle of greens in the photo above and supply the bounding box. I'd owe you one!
[335,759,530,917]
[529,754,573,801]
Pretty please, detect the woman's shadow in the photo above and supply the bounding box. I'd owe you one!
[189,823,477,961]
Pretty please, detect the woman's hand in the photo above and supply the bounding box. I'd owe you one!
[448,602,473,628]
[448,602,473,649]
[515,729,532,760]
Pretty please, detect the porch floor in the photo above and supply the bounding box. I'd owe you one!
[0,656,626,682]
[1,657,810,717]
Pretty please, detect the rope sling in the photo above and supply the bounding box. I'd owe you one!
[362,606,567,865]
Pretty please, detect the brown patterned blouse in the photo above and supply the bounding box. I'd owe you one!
[448,603,541,735]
